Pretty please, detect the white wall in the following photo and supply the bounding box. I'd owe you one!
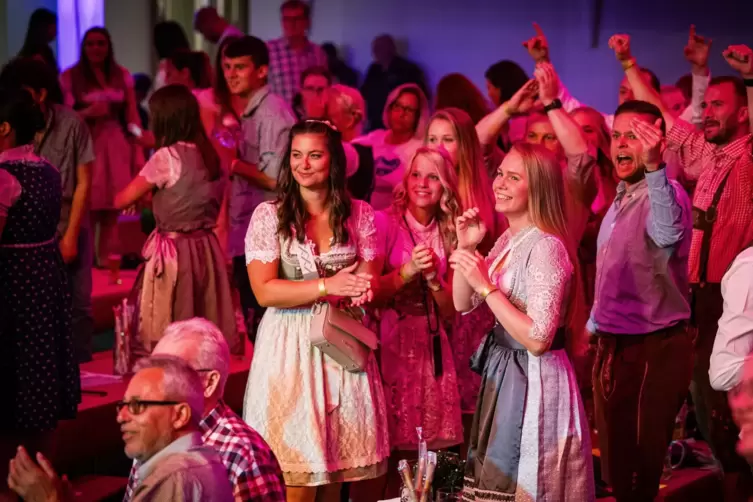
[251,0,753,113]
[105,0,153,76]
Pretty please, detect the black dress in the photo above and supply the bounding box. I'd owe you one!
[0,148,80,433]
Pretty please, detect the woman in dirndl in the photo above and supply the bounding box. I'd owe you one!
[450,142,594,502]
[115,84,238,357]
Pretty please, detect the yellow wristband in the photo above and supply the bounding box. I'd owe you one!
[318,278,327,297]
[621,58,637,71]
[398,265,412,284]
[480,286,499,299]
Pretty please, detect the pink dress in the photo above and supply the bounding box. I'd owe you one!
[60,66,144,210]
[376,210,463,450]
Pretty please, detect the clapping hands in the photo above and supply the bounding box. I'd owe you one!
[534,62,559,106]
[325,262,374,306]
[401,244,440,282]
[504,79,540,116]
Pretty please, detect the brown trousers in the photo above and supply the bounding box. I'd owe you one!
[593,323,692,502]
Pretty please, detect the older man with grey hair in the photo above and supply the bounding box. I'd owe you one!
[124,318,285,502]
[122,356,233,501]
[8,356,234,501]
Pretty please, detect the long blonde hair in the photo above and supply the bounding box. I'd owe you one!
[426,108,498,247]
[512,142,586,342]
[391,146,461,254]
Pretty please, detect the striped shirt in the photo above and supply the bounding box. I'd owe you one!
[267,37,327,105]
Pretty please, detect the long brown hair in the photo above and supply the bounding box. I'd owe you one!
[434,73,491,125]
[276,121,352,245]
[77,27,120,87]
[426,108,498,244]
[390,146,461,254]
[512,142,586,343]
[149,84,221,180]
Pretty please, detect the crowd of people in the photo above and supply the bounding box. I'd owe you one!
[1,1,753,501]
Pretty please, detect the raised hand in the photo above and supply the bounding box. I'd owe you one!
[630,118,665,170]
[449,249,492,294]
[455,208,488,251]
[504,79,539,116]
[325,262,373,298]
[723,44,753,78]
[608,34,633,62]
[8,447,66,502]
[534,62,559,106]
[684,25,712,70]
[523,22,550,63]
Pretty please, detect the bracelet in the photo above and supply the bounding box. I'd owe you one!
[479,286,499,299]
[621,58,637,71]
[398,265,413,284]
[318,278,327,297]
[744,78,753,88]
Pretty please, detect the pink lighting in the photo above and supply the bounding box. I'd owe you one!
[57,0,104,70]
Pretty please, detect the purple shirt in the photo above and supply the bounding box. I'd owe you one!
[589,168,692,335]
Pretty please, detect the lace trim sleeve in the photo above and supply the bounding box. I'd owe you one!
[354,200,380,262]
[525,236,573,343]
[139,147,182,189]
[245,202,281,265]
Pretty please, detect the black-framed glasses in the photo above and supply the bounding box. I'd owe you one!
[116,399,182,416]
[391,103,418,115]
[302,86,327,95]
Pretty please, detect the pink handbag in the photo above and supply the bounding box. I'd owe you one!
[297,240,378,373]
[308,302,378,373]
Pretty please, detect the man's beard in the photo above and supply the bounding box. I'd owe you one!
[703,120,731,145]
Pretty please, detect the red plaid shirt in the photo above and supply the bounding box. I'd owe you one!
[666,121,753,284]
[124,401,285,502]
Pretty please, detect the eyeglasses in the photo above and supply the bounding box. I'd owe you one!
[116,399,182,416]
[391,103,418,115]
[302,86,327,95]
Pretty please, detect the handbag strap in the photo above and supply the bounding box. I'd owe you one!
[402,215,440,335]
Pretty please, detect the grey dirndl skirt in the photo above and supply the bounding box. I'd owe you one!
[462,325,565,502]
